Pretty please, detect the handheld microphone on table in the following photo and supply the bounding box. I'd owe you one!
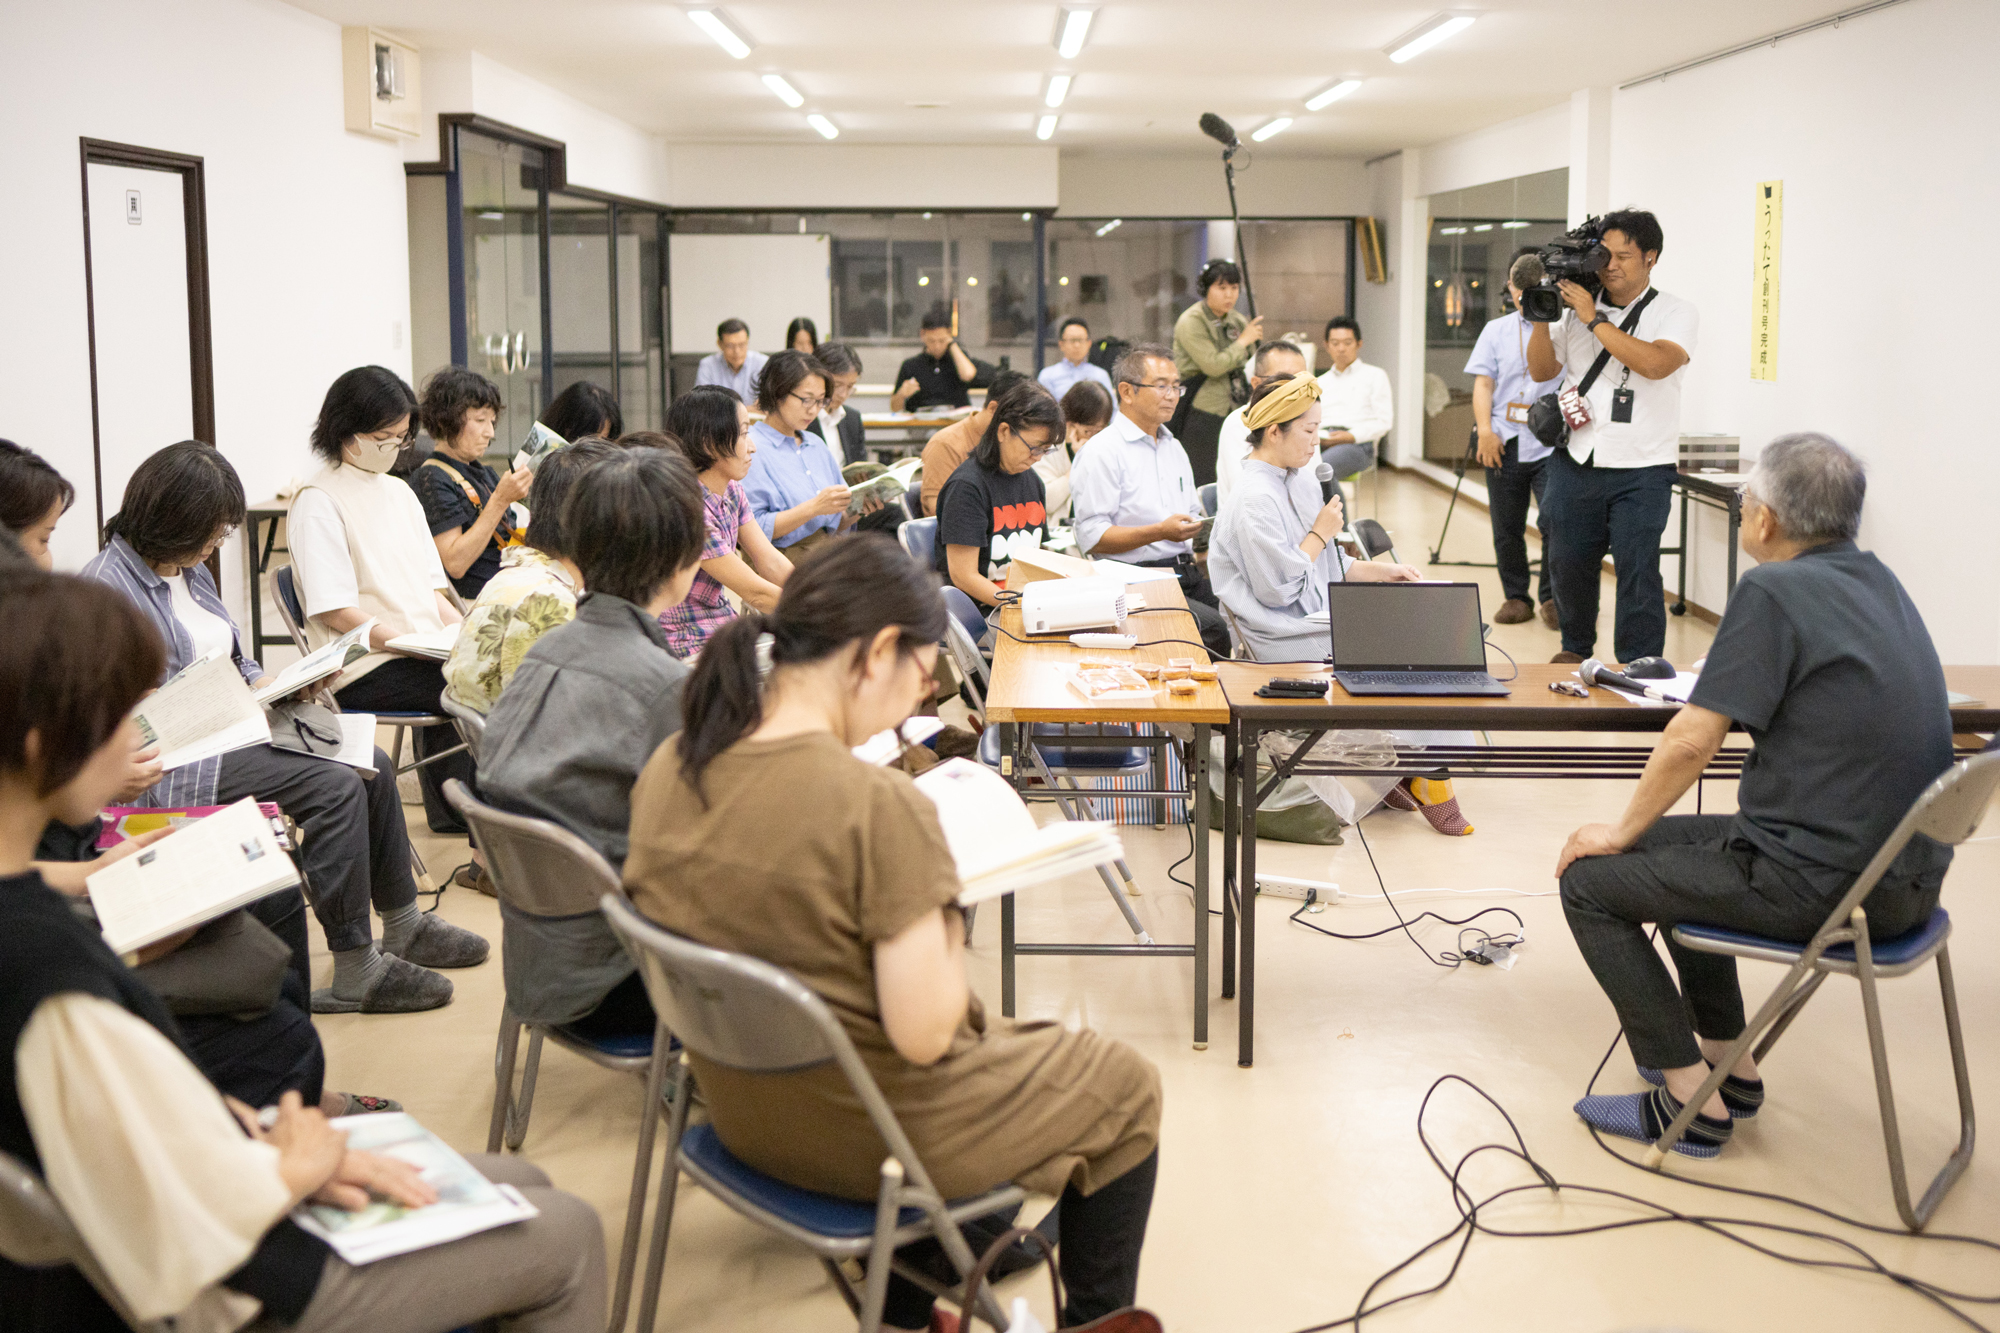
[1199,113,1240,149]
[1578,657,1671,701]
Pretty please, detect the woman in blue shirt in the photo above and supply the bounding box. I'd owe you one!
[742,350,882,565]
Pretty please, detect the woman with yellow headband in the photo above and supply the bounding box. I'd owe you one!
[1210,374,1477,835]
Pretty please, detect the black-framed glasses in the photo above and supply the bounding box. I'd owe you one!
[789,392,828,412]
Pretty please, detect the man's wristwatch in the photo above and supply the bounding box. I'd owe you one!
[1586,314,1611,334]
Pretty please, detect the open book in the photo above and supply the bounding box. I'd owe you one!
[132,652,271,772]
[385,627,460,660]
[293,1113,540,1265]
[911,758,1124,906]
[254,619,373,703]
[86,797,301,954]
[846,456,923,516]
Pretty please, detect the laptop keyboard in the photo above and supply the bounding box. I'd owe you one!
[1340,671,1493,688]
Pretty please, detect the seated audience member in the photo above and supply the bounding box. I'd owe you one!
[934,380,1062,607]
[1043,379,1114,525]
[891,307,987,413]
[479,450,706,1039]
[444,439,620,712]
[1039,317,1115,399]
[85,440,486,1011]
[287,366,478,834]
[661,386,792,658]
[1317,315,1393,487]
[1561,434,1952,1159]
[412,366,530,599]
[1069,344,1232,658]
[1208,377,1476,837]
[0,570,605,1332]
[541,380,623,447]
[696,318,768,404]
[810,342,869,466]
[0,439,72,567]
[624,537,1161,1331]
[744,349,880,565]
[787,316,819,355]
[1216,340,1311,506]
[614,430,680,451]
[919,368,1029,517]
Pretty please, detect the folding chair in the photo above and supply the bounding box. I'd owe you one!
[1198,482,1218,517]
[940,588,1157,942]
[440,691,487,765]
[601,895,1019,1333]
[1649,752,2000,1230]
[0,1149,165,1332]
[442,780,664,1333]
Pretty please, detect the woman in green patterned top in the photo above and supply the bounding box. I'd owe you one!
[443,439,619,713]
[1170,257,1264,489]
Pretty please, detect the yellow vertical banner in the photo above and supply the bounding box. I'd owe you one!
[1750,180,1783,381]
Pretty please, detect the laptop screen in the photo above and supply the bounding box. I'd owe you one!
[1326,583,1486,671]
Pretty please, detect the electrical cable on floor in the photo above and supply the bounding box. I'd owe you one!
[1284,823,1525,967]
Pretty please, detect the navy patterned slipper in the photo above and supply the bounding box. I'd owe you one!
[1636,1065,1765,1120]
[1575,1087,1733,1159]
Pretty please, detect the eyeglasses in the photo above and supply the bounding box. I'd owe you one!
[1125,380,1187,397]
[1023,440,1059,459]
[789,392,828,412]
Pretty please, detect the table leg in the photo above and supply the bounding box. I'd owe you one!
[1191,723,1209,1051]
[1672,482,1690,615]
[1222,720,1238,1000]
[1726,495,1740,603]
[999,721,1019,1018]
[1238,724,1259,1067]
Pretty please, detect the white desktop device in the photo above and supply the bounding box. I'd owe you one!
[1020,578,1129,635]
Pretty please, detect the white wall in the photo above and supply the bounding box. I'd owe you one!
[1609,0,2000,661]
[1417,104,1568,201]
[1057,152,1369,218]
[0,0,411,626]
[663,144,1059,211]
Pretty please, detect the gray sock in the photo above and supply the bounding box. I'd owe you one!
[379,901,423,957]
[331,944,387,1001]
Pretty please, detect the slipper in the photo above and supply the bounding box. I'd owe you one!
[336,1093,404,1116]
[1575,1087,1732,1159]
[389,913,490,969]
[311,955,454,1014]
[1637,1065,1765,1119]
[449,862,498,898]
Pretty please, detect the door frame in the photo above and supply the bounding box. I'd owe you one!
[78,138,215,537]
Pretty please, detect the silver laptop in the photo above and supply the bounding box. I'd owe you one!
[1326,582,1509,696]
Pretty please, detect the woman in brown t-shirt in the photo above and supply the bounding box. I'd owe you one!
[624,535,1161,1330]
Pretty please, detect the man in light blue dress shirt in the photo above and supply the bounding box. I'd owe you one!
[1465,254,1563,627]
[695,317,770,404]
[1038,318,1115,399]
[1069,342,1232,656]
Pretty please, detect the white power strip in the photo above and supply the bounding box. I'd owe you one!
[1256,875,1336,902]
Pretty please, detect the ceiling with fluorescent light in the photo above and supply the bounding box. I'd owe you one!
[289,0,1856,155]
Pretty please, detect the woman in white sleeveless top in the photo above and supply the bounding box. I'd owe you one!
[287,368,479,839]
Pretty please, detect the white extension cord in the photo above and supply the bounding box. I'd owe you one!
[1255,873,1557,904]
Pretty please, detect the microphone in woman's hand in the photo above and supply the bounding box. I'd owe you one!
[1314,460,1335,483]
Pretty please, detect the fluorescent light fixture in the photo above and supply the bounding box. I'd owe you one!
[1036,114,1059,140]
[686,8,752,59]
[1304,79,1362,111]
[1438,226,1467,235]
[1387,12,1476,63]
[761,73,803,107]
[1250,117,1292,142]
[1056,7,1095,59]
[1095,218,1122,237]
[1471,223,1493,232]
[1045,74,1072,108]
[806,113,838,139]
[1501,219,1530,229]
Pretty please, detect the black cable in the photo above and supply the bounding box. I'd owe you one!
[1284,822,1524,967]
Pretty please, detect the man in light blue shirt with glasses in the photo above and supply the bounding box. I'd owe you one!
[1466,252,1564,628]
[1038,317,1114,399]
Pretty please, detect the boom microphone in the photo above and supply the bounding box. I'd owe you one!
[1578,657,1668,701]
[1199,113,1240,148]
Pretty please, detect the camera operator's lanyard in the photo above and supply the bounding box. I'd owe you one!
[1505,318,1533,426]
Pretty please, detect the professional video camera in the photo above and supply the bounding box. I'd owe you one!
[1519,216,1610,322]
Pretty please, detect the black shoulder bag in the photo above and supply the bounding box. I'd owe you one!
[1527,289,1658,450]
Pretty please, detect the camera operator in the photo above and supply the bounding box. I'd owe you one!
[1526,209,1698,666]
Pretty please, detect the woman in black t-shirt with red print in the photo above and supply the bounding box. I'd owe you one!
[933,380,1065,607]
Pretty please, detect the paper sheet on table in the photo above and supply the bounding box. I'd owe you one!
[912,758,1123,905]
[86,798,300,954]
[132,652,271,771]
[254,620,374,703]
[1577,670,1700,707]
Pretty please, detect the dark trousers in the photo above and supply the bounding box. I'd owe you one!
[1484,442,1552,607]
[1560,815,1943,1070]
[213,742,418,954]
[335,656,479,834]
[1136,556,1233,659]
[182,889,327,1107]
[1541,451,1676,661]
[1180,409,1225,488]
[883,1149,1157,1328]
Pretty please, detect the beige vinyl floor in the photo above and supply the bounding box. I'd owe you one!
[314,469,2000,1332]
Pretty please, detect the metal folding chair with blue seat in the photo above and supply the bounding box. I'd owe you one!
[439,691,487,764]
[899,516,938,569]
[1646,751,1999,1230]
[1198,482,1217,517]
[599,894,1019,1333]
[902,480,925,522]
[940,588,1159,945]
[0,1149,166,1332]
[441,780,665,1333]
[271,565,466,779]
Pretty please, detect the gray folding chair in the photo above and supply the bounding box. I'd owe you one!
[440,691,487,764]
[0,1149,166,1332]
[1650,751,2000,1230]
[442,780,664,1333]
[600,895,1019,1333]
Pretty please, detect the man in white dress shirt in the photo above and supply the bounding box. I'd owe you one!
[1038,317,1115,399]
[694,318,768,403]
[1069,343,1233,656]
[1215,340,1310,506]
[1525,209,1698,665]
[1316,316,1393,485]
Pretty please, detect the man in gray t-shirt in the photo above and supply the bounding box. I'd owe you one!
[1554,434,1953,1161]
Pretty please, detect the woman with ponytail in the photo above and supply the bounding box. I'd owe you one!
[624,535,1162,1331]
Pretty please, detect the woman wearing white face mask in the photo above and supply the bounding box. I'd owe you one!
[288,366,478,840]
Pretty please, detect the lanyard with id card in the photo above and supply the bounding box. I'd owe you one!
[1504,317,1532,424]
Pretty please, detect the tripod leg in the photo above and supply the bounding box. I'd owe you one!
[1429,431,1479,563]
